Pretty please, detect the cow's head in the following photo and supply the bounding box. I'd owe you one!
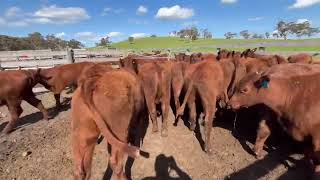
[241,48,257,58]
[228,72,270,109]
[217,49,230,60]
[35,68,53,90]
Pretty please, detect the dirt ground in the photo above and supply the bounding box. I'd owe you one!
[0,91,313,180]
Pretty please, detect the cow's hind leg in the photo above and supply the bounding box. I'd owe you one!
[161,100,170,137]
[3,100,22,134]
[109,148,127,180]
[311,129,320,177]
[24,91,49,120]
[187,92,197,131]
[72,128,98,180]
[199,90,216,155]
[145,96,158,133]
[253,119,271,158]
[54,93,61,109]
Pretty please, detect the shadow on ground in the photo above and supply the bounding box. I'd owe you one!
[0,99,70,133]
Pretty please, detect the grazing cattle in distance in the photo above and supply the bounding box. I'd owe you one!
[287,53,319,64]
[0,69,49,134]
[228,63,320,175]
[37,62,95,109]
[72,69,148,180]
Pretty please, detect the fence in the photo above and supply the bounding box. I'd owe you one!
[0,48,124,70]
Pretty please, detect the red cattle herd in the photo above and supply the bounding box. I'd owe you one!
[1,49,320,179]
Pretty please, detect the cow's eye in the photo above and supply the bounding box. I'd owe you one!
[240,88,248,93]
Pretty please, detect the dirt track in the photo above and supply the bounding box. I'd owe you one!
[0,91,312,180]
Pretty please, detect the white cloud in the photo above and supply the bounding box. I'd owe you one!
[137,5,148,15]
[221,0,237,4]
[289,0,320,9]
[0,18,6,26]
[55,32,66,38]
[272,30,279,34]
[0,5,90,27]
[101,7,124,16]
[128,19,148,25]
[75,32,100,41]
[33,5,90,24]
[248,17,264,21]
[107,32,123,38]
[182,21,199,27]
[155,5,194,20]
[296,18,310,24]
[5,7,22,18]
[130,33,148,38]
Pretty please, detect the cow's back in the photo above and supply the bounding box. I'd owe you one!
[0,70,32,99]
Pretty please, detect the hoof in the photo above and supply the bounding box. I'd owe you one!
[161,129,168,137]
[152,128,159,133]
[204,145,213,155]
[190,123,196,131]
[3,124,14,134]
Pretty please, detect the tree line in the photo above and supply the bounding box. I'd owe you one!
[224,20,319,39]
[0,32,84,51]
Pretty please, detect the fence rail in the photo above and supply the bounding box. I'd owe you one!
[0,49,124,70]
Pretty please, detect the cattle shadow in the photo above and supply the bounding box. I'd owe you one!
[141,154,192,180]
[225,144,313,180]
[0,102,70,134]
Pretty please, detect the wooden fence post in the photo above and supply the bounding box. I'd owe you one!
[67,48,75,64]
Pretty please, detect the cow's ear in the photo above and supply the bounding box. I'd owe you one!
[217,51,221,60]
[241,49,249,58]
[255,75,270,89]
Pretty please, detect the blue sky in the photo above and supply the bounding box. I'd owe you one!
[0,0,319,46]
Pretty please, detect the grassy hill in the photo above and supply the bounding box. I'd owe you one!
[109,37,320,52]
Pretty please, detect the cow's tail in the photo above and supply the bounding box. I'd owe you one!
[80,77,140,158]
[176,80,193,118]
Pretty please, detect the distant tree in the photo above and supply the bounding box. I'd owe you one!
[202,28,213,39]
[224,32,237,39]
[289,21,320,38]
[27,32,46,50]
[272,32,279,39]
[128,36,134,44]
[151,34,157,37]
[240,30,250,39]
[251,33,259,39]
[177,26,200,40]
[68,39,84,49]
[277,20,290,40]
[265,32,270,39]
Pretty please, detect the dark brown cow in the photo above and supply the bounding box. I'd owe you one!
[176,58,245,154]
[228,63,320,175]
[287,53,319,64]
[72,69,148,180]
[37,62,94,108]
[0,70,49,134]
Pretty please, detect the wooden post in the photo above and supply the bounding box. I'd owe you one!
[67,48,75,64]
